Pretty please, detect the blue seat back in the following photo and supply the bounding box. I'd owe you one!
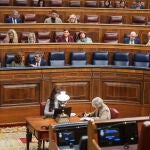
[113,52,130,66]
[5,53,15,67]
[71,52,87,65]
[93,52,109,65]
[28,53,35,65]
[49,52,65,66]
[133,53,149,68]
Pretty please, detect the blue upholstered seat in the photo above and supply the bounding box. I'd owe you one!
[49,51,65,66]
[5,53,15,67]
[71,52,87,65]
[133,53,149,68]
[27,53,35,65]
[113,52,130,66]
[93,52,109,65]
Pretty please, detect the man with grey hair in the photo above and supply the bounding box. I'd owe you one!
[84,97,111,120]
[123,31,141,44]
[5,10,22,24]
[28,52,47,67]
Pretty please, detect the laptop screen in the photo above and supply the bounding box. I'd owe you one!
[53,107,72,119]
[97,121,138,147]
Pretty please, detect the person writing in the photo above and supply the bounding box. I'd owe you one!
[44,87,61,117]
[84,97,111,120]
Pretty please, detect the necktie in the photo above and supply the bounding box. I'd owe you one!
[36,62,40,66]
[13,18,17,24]
[131,40,134,44]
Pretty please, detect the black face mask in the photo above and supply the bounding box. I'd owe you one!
[51,17,56,23]
[9,39,13,43]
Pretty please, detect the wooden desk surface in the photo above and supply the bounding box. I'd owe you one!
[26,116,81,131]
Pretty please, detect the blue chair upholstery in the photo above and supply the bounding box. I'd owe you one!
[71,52,87,66]
[133,53,149,68]
[93,52,109,65]
[27,53,35,65]
[5,53,15,67]
[113,52,130,66]
[49,52,65,66]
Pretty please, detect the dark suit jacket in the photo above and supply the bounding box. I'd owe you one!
[123,37,141,44]
[56,35,75,42]
[29,58,47,66]
[5,17,22,23]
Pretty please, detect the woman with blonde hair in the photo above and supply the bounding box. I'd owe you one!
[3,29,18,43]
[67,14,78,23]
[27,32,36,43]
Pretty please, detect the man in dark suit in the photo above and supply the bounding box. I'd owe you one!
[28,52,47,67]
[5,10,22,24]
[123,31,141,44]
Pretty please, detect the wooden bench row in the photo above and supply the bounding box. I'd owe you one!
[0,7,150,24]
[0,0,150,8]
[0,43,150,67]
[0,24,150,44]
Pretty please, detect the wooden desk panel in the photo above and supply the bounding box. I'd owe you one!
[0,67,149,124]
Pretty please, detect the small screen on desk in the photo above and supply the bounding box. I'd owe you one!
[97,121,138,147]
[57,131,75,146]
[56,126,87,146]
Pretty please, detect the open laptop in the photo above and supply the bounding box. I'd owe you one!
[53,107,72,119]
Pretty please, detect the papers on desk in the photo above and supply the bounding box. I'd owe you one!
[80,117,94,121]
[70,113,76,116]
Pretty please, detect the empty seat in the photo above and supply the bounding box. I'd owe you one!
[109,16,123,24]
[132,16,146,25]
[69,0,81,7]
[23,14,37,23]
[0,0,10,6]
[84,15,99,24]
[20,32,31,43]
[49,0,62,6]
[54,31,64,42]
[133,53,149,68]
[85,0,97,7]
[93,52,109,65]
[71,52,87,65]
[49,52,65,66]
[99,0,105,7]
[113,52,130,66]
[27,53,35,65]
[0,32,6,43]
[109,108,120,119]
[5,54,15,67]
[14,0,28,6]
[103,32,118,43]
[37,31,51,43]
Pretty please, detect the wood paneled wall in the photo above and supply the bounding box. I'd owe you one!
[0,44,150,124]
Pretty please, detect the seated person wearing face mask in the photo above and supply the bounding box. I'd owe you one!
[44,10,62,23]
